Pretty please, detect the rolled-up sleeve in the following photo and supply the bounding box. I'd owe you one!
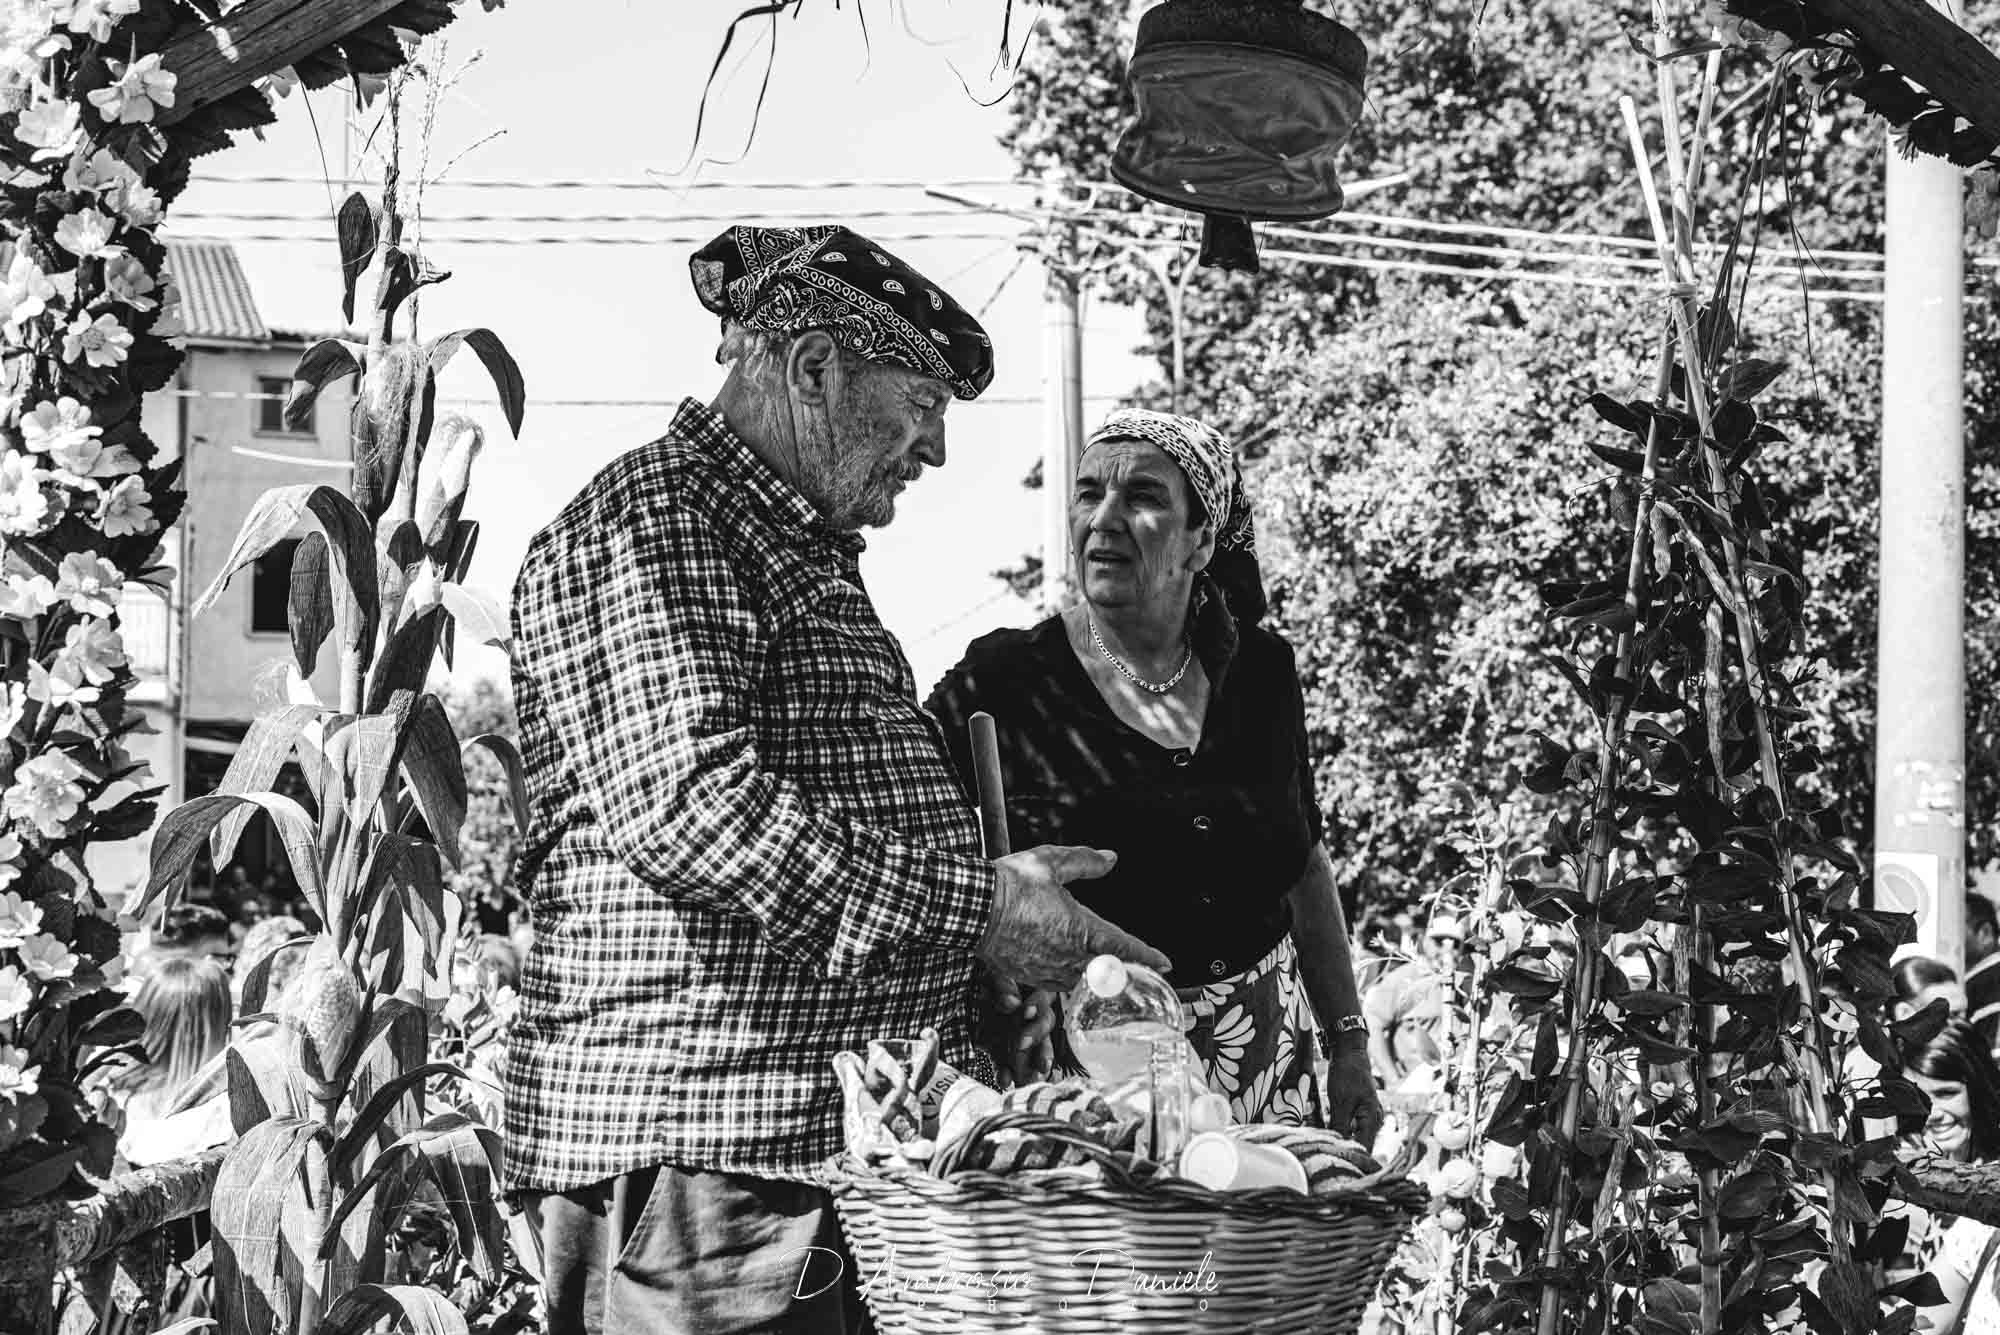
[519,496,994,981]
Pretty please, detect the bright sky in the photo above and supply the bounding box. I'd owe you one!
[172,0,1152,694]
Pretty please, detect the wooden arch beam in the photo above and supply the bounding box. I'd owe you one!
[153,0,404,128]
[1812,0,2000,148]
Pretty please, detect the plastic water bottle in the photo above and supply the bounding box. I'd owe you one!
[1067,955,1195,1160]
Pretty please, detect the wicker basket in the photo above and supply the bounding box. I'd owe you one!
[828,1108,1426,1334]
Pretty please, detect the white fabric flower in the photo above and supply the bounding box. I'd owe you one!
[28,658,99,710]
[60,617,125,684]
[60,438,138,482]
[0,1045,39,1101]
[5,752,86,839]
[20,396,97,456]
[18,932,73,981]
[86,51,174,124]
[102,254,154,309]
[0,890,42,949]
[61,147,133,197]
[0,251,57,330]
[0,832,21,891]
[0,452,53,536]
[53,0,140,43]
[54,552,120,615]
[112,179,160,228]
[0,574,58,619]
[0,967,31,1024]
[95,474,153,536]
[61,311,131,367]
[53,207,119,260]
[13,100,81,161]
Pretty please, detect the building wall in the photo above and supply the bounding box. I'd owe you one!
[89,342,356,902]
[177,342,353,722]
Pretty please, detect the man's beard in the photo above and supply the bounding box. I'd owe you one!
[797,378,908,530]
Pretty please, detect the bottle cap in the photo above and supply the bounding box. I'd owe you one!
[1084,954,1129,998]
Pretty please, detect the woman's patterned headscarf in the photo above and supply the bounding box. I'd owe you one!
[1085,408,1267,629]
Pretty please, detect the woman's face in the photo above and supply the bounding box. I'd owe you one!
[1071,436,1214,618]
[1910,1070,1975,1160]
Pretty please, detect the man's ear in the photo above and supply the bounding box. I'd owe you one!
[785,330,842,407]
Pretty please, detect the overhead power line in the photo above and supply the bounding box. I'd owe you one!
[189,174,1032,192]
[174,207,994,227]
[195,230,1027,247]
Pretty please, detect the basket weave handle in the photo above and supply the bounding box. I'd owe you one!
[930,1107,1163,1189]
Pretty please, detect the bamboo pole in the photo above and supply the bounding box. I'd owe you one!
[1619,93,1849,1267]
[1530,228,1682,1335]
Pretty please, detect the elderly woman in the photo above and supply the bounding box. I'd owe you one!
[928,408,1380,1138]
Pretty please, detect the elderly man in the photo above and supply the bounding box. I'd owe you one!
[506,225,1169,1335]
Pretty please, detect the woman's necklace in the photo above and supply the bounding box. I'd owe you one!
[1087,611,1193,695]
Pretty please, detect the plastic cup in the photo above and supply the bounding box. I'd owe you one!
[1179,1131,1309,1193]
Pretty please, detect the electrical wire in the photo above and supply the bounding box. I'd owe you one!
[195,230,1025,247]
[189,173,1033,192]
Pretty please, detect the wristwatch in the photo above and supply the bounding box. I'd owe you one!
[1319,1014,1368,1058]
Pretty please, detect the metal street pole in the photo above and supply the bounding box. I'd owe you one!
[1873,50,1967,970]
[1042,258,1084,609]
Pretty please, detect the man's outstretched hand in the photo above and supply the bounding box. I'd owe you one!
[977,845,1171,992]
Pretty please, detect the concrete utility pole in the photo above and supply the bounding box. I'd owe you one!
[1041,241,1085,609]
[1873,0,1968,972]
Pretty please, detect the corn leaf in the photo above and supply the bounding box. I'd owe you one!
[359,834,452,1010]
[194,484,382,669]
[332,691,416,828]
[336,193,378,325]
[210,704,324,869]
[286,338,365,432]
[368,605,446,714]
[238,936,313,1015]
[319,1283,469,1335]
[210,1117,330,1335]
[289,531,336,678]
[140,792,324,922]
[322,1112,504,1284]
[335,1060,472,1173]
[400,693,467,868]
[439,582,512,656]
[427,328,525,437]
[224,1027,312,1133]
[464,733,529,837]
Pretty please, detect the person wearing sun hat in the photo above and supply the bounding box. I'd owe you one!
[504,225,1169,1335]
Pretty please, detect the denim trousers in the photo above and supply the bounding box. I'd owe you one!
[523,1162,876,1335]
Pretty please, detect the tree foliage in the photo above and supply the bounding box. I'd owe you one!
[1000,0,2000,908]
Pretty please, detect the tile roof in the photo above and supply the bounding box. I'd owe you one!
[162,239,269,343]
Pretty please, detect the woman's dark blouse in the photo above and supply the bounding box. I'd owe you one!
[925,615,1325,983]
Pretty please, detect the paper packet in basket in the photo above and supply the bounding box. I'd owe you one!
[833,1028,966,1159]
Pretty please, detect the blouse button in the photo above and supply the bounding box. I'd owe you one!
[1209,960,1227,977]
[1191,815,1211,834]
[1172,749,1191,767]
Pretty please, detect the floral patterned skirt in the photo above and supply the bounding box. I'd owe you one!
[1179,935,1326,1127]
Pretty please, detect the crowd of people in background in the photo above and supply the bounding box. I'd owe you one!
[1348,884,2000,1335]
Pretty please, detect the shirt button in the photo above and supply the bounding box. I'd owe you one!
[1172,750,1191,767]
[1209,960,1227,977]
[1191,815,1211,834]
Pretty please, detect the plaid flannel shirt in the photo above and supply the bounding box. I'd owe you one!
[504,398,997,1193]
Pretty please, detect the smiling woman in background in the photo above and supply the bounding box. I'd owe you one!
[1903,1020,2000,1335]
[928,409,1381,1142]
